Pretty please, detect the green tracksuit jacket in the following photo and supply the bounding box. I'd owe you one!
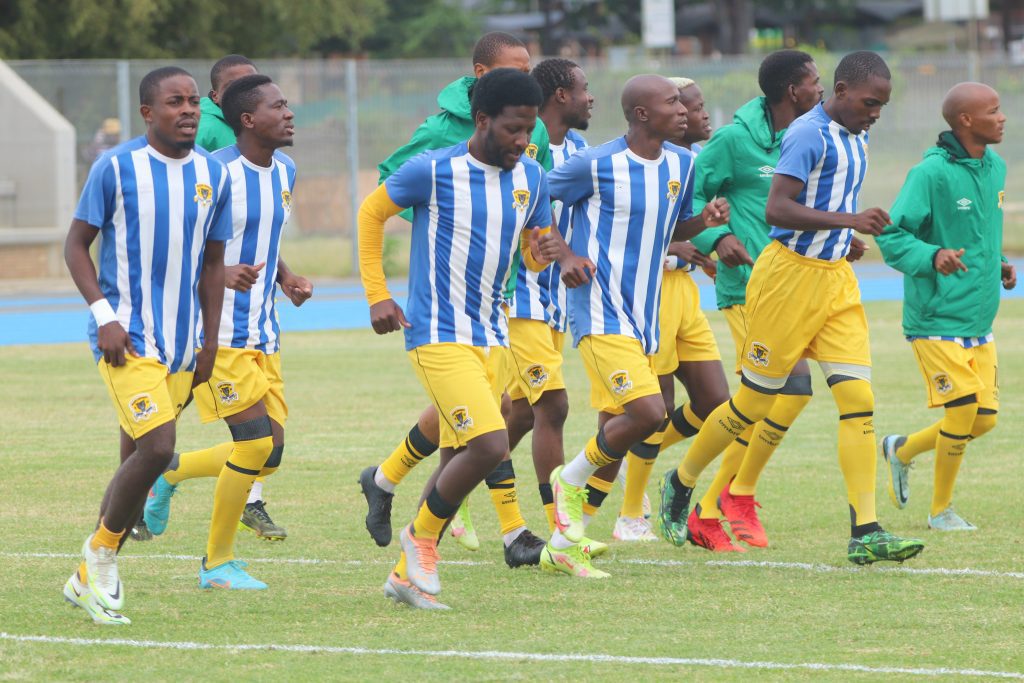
[377,76,553,298]
[877,131,1007,338]
[691,97,786,309]
[196,97,236,152]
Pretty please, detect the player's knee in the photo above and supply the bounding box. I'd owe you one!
[499,392,513,421]
[781,372,813,397]
[228,415,275,469]
[419,406,441,443]
[506,399,534,436]
[484,458,515,488]
[732,381,779,424]
[828,375,874,414]
[470,429,509,468]
[628,396,667,437]
[259,444,284,477]
[536,389,569,428]
[971,409,997,439]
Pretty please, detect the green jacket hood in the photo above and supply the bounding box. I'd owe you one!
[200,96,227,124]
[732,97,780,151]
[436,77,475,122]
[928,130,991,168]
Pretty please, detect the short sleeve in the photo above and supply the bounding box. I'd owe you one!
[207,166,233,242]
[548,148,595,206]
[526,172,552,229]
[774,124,825,184]
[679,161,695,222]
[74,157,116,229]
[384,152,434,209]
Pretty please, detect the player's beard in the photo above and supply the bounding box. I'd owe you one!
[175,139,196,151]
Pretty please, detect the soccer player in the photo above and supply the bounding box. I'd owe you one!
[544,74,730,578]
[658,51,925,565]
[359,32,552,561]
[671,51,826,550]
[62,66,230,624]
[196,54,257,152]
[357,68,553,609]
[877,82,1013,530]
[505,57,593,534]
[143,75,313,588]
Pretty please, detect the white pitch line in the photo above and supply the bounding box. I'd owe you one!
[1,633,1021,679]
[4,551,1022,580]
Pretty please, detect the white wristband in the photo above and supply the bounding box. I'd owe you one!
[89,298,117,327]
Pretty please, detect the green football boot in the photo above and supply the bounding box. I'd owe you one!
[848,528,925,565]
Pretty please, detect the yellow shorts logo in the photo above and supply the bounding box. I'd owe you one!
[194,183,213,207]
[129,393,157,423]
[932,373,953,395]
[217,381,239,405]
[747,342,770,368]
[451,406,474,432]
[609,370,633,396]
[524,143,538,159]
[526,364,548,388]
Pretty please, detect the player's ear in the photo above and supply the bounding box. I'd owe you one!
[241,112,255,131]
[140,104,153,123]
[834,81,847,99]
[473,62,487,78]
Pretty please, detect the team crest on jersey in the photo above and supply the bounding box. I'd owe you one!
[609,370,633,396]
[747,342,770,368]
[194,183,213,207]
[512,189,531,212]
[526,364,548,388]
[281,190,292,211]
[932,373,953,395]
[524,143,538,159]
[217,381,239,405]
[998,190,1005,208]
[666,180,681,201]
[128,393,157,423]
[451,406,474,432]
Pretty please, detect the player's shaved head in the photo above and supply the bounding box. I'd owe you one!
[621,74,676,122]
[942,82,998,128]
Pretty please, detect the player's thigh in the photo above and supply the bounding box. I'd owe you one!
[98,355,178,440]
[722,304,748,375]
[676,273,721,363]
[971,341,999,411]
[257,351,288,427]
[578,334,661,416]
[653,270,686,375]
[507,318,566,405]
[409,343,505,450]
[806,264,872,369]
[910,339,986,408]
[192,348,271,424]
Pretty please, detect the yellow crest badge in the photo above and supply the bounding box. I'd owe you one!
[194,183,213,207]
[524,143,538,159]
[932,373,953,395]
[451,406,475,432]
[747,341,770,368]
[217,381,239,405]
[609,370,633,396]
[281,190,292,211]
[526,364,548,388]
[129,393,158,423]
[998,190,1005,208]
[512,189,531,212]
[666,180,681,201]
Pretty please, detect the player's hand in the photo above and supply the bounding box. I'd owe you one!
[714,233,753,267]
[97,321,137,367]
[667,241,714,270]
[850,208,891,236]
[846,237,869,262]
[701,198,730,228]
[560,255,596,288]
[1002,261,1016,290]
[280,273,314,306]
[528,228,556,267]
[934,248,968,275]
[369,298,411,334]
[192,344,217,387]
[225,262,265,292]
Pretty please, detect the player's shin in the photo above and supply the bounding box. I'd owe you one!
[831,377,879,534]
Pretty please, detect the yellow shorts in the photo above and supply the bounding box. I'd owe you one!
[741,241,870,383]
[98,355,193,440]
[507,318,566,403]
[911,339,999,409]
[409,343,506,449]
[192,348,287,425]
[578,334,662,415]
[653,269,721,375]
[722,304,749,375]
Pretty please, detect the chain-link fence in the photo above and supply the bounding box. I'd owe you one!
[7,53,1024,272]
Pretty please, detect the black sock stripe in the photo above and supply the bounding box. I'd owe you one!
[671,406,700,437]
[225,461,260,476]
[264,445,284,469]
[538,483,553,505]
[735,438,749,448]
[977,407,998,415]
[629,441,660,460]
[839,411,873,421]
[229,416,273,441]
[596,426,628,461]
[485,459,516,486]
[939,430,971,441]
[487,482,515,490]
[763,418,788,432]
[728,399,754,426]
[404,438,428,461]
[741,375,780,394]
[408,424,439,457]
[426,487,458,520]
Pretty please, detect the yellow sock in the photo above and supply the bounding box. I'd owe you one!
[732,393,811,495]
[620,445,657,518]
[678,386,776,487]
[832,379,877,528]
[485,460,527,535]
[91,521,124,550]
[543,503,556,532]
[582,475,613,517]
[538,483,556,532]
[77,561,88,583]
[971,410,997,439]
[698,432,750,517]
[660,403,703,452]
[392,552,408,581]
[412,499,450,540]
[931,403,978,516]
[164,442,233,485]
[206,431,273,569]
[582,434,619,468]
[380,424,438,486]
[896,420,941,464]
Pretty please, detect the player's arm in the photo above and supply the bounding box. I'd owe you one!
[358,183,409,334]
[276,257,313,306]
[672,164,730,241]
[195,238,225,386]
[766,173,890,235]
[1001,255,1016,290]
[875,166,948,277]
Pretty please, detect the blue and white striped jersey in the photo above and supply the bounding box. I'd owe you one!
[510,129,588,331]
[770,103,868,261]
[907,333,994,349]
[211,146,297,354]
[549,136,695,354]
[76,136,231,372]
[665,143,700,274]
[385,142,552,351]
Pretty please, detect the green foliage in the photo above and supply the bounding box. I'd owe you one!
[363,0,481,58]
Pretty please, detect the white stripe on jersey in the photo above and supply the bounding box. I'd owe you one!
[130,147,159,360]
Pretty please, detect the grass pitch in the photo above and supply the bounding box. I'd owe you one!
[2,300,1023,680]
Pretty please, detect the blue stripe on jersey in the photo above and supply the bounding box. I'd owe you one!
[493,169,517,345]
[465,164,489,346]
[594,154,619,335]
[255,167,286,350]
[431,159,458,343]
[119,156,147,360]
[149,157,170,366]
[231,164,264,348]
[619,157,647,340]
[644,159,673,350]
[173,160,200,371]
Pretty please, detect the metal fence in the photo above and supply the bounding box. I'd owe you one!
[8,53,1024,246]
